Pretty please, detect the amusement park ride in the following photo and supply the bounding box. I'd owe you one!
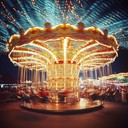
[7,22,119,103]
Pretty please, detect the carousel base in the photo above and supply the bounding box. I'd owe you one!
[20,98,103,114]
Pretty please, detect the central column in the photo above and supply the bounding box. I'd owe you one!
[46,38,80,103]
[47,61,80,102]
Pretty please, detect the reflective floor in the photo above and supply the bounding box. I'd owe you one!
[0,101,128,128]
[20,98,103,113]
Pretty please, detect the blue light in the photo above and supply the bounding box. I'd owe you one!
[0,0,128,52]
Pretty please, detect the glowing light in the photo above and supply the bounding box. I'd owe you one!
[7,23,118,102]
[30,42,58,63]
[99,72,128,81]
[71,40,98,63]
[9,48,51,65]
[63,38,68,63]
[0,0,128,53]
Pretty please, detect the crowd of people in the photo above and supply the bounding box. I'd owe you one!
[81,85,128,103]
[0,86,49,105]
[16,86,49,107]
[0,86,17,103]
[0,85,128,106]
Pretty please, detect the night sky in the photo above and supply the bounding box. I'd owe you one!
[112,47,128,73]
[0,53,18,83]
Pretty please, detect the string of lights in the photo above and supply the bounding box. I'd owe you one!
[0,0,128,52]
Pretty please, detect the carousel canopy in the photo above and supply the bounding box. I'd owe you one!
[7,23,118,70]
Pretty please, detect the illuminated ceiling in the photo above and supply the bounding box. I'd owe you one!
[0,0,128,53]
[7,23,118,70]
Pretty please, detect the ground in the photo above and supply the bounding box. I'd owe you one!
[0,101,128,128]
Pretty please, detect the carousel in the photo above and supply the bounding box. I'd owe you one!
[6,22,119,113]
[99,72,128,87]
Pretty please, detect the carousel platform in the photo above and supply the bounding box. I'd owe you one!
[20,98,103,114]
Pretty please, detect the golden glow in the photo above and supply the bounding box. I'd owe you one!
[78,51,116,64]
[71,39,95,63]
[63,38,68,63]
[30,42,58,63]
[10,49,51,63]
[7,23,119,101]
